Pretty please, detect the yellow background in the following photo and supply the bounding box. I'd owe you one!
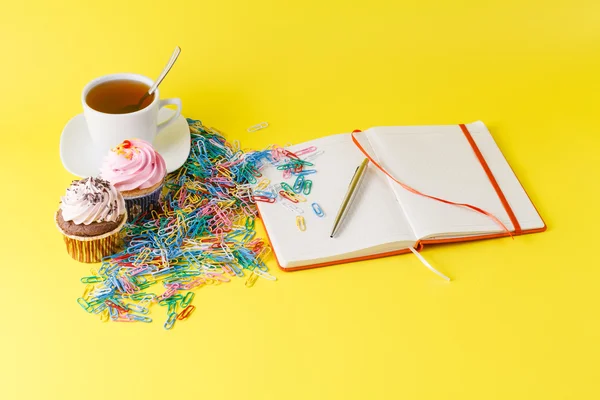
[1,0,599,399]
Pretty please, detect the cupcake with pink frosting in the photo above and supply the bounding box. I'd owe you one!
[55,177,127,263]
[100,138,166,221]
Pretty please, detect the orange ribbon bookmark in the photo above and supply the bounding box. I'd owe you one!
[350,129,513,237]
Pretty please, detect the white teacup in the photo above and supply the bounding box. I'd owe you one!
[82,73,182,154]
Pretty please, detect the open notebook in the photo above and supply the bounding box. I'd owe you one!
[256,121,546,271]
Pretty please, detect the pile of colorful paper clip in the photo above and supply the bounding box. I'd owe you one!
[76,119,279,329]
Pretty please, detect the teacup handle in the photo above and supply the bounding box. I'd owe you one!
[157,98,182,134]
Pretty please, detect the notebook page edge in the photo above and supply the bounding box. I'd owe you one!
[283,238,417,269]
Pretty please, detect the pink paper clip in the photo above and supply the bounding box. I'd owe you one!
[271,146,285,161]
[253,195,276,203]
[294,146,317,156]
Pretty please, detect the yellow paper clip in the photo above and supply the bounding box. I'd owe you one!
[247,122,269,133]
[288,192,307,202]
[254,268,277,281]
[256,179,271,191]
[245,271,259,288]
[100,309,110,322]
[134,248,152,266]
[296,216,306,231]
[82,284,94,301]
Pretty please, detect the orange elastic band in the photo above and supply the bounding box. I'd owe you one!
[458,124,521,234]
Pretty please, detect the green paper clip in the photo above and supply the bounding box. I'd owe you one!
[181,292,195,308]
[164,312,177,330]
[303,180,312,195]
[281,182,294,194]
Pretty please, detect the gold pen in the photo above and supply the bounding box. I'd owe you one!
[330,158,369,238]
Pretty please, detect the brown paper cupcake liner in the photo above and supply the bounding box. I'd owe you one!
[55,210,127,263]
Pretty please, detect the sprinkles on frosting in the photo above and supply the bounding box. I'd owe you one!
[112,139,140,160]
[100,139,166,191]
[61,177,124,224]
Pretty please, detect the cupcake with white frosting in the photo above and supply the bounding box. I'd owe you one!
[55,177,127,263]
[100,139,166,221]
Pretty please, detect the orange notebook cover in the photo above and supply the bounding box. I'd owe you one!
[255,121,546,272]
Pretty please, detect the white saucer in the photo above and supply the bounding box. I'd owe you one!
[60,108,191,177]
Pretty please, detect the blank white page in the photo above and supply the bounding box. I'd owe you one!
[256,133,416,269]
[365,121,545,239]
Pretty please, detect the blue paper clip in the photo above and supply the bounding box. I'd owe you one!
[293,175,305,193]
[311,203,324,217]
[127,303,149,314]
[253,190,277,199]
[109,306,119,320]
[128,314,152,323]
